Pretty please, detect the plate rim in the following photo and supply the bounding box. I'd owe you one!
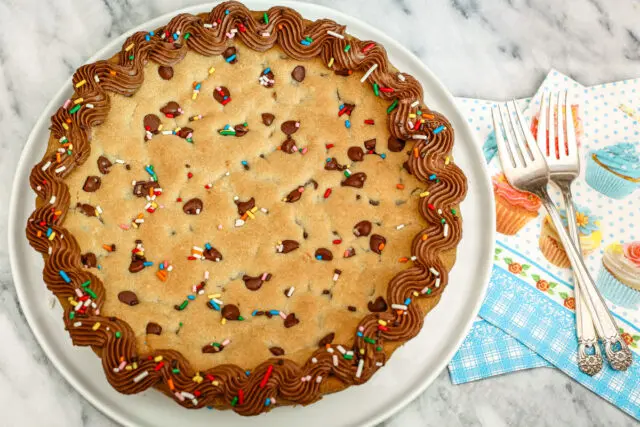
[8,1,495,426]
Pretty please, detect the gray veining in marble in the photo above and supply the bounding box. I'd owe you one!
[1,0,639,426]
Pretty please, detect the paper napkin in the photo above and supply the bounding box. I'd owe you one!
[447,70,640,421]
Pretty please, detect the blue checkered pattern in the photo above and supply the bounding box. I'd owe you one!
[449,319,550,384]
[474,266,640,420]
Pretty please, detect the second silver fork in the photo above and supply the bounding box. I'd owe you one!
[537,90,603,376]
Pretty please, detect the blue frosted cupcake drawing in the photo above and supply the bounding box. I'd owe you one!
[585,142,640,199]
[597,242,640,308]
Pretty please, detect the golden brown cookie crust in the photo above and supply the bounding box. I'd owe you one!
[26,1,466,415]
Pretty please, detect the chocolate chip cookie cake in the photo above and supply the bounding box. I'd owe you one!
[26,1,467,415]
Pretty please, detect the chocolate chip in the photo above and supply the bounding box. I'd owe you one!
[315,248,333,261]
[291,65,305,82]
[143,114,161,134]
[82,176,101,192]
[97,156,112,174]
[81,252,97,268]
[303,231,309,239]
[158,66,174,80]
[347,146,365,162]
[261,113,275,126]
[318,332,335,347]
[76,203,96,217]
[260,69,275,88]
[221,304,240,320]
[284,313,300,328]
[341,172,367,188]
[160,101,182,118]
[129,259,145,273]
[285,187,304,203]
[176,127,193,139]
[133,180,159,197]
[243,273,271,291]
[343,103,356,115]
[281,120,300,135]
[368,296,388,312]
[223,46,237,63]
[266,311,273,319]
[353,220,372,237]
[369,199,380,206]
[322,289,331,295]
[235,197,255,215]
[388,136,406,152]
[146,322,162,335]
[269,346,285,356]
[203,246,223,262]
[183,198,203,215]
[278,240,300,253]
[213,86,231,104]
[334,69,352,76]
[343,247,356,258]
[202,344,223,353]
[324,157,347,171]
[348,305,357,312]
[370,234,386,254]
[281,137,297,153]
[234,124,248,137]
[364,138,377,151]
[118,290,139,306]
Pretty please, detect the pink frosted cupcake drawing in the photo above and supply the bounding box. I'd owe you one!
[597,242,640,308]
[493,173,541,235]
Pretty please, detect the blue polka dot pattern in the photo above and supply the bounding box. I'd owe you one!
[456,70,640,326]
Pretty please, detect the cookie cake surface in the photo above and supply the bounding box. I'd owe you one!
[26,1,467,415]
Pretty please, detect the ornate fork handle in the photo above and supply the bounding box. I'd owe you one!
[556,181,603,375]
[536,186,632,371]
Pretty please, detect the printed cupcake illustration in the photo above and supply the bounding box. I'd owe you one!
[539,204,602,268]
[493,173,541,235]
[586,142,640,199]
[597,242,640,308]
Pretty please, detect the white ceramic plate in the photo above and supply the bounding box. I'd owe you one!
[8,2,494,426]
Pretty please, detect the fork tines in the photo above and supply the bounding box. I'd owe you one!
[538,90,578,163]
[490,101,549,188]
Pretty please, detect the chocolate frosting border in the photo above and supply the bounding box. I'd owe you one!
[25,1,467,415]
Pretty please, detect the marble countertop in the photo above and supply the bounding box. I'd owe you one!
[0,0,639,426]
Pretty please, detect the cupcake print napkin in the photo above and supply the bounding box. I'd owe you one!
[447,70,640,421]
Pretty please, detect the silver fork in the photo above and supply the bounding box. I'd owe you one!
[537,90,603,376]
[491,101,633,372]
